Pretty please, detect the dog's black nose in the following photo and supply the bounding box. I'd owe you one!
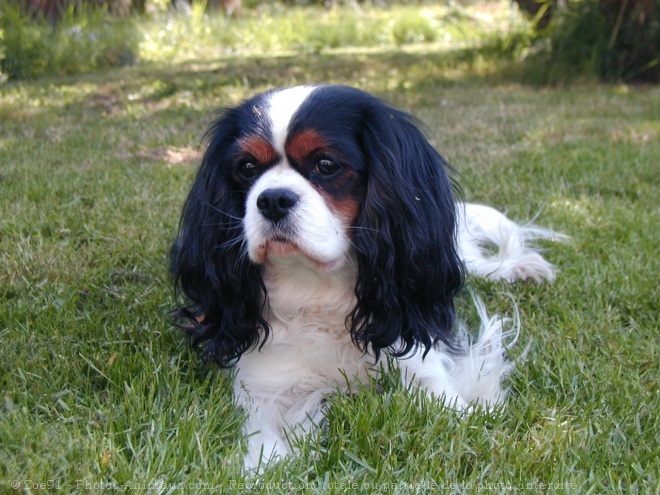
[257,188,299,223]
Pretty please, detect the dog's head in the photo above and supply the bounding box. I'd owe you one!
[172,85,464,366]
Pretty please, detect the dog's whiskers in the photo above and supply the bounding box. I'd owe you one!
[345,225,381,234]
[217,234,247,251]
[203,221,243,230]
[342,235,365,257]
[204,201,244,222]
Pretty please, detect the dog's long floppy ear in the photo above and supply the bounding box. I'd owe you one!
[349,104,464,359]
[171,109,269,367]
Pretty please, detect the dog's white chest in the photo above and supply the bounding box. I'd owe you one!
[234,258,371,408]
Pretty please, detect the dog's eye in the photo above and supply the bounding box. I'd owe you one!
[314,159,341,176]
[238,162,259,180]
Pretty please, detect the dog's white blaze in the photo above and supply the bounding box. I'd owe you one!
[267,85,317,155]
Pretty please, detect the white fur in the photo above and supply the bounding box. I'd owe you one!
[267,85,316,156]
[244,164,349,268]
[237,199,557,470]
[235,257,369,468]
[458,203,565,283]
[236,251,522,470]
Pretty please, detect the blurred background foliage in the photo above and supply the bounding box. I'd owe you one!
[0,0,658,83]
[514,0,659,82]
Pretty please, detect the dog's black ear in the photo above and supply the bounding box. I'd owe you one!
[171,109,268,367]
[350,104,464,358]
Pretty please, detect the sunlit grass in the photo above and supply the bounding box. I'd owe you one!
[1,1,524,81]
[138,2,513,63]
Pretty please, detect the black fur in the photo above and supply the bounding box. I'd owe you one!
[171,85,464,367]
[171,93,273,367]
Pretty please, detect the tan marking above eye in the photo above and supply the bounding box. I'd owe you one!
[286,129,329,164]
[238,136,279,165]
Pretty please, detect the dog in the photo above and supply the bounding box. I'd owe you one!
[170,85,560,470]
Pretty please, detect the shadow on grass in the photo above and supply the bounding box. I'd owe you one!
[1,44,518,121]
[134,45,516,98]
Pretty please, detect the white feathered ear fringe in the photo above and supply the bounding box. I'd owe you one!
[397,294,526,411]
[449,294,527,409]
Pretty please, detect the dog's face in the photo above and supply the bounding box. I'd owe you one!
[240,86,366,271]
[172,85,464,366]
[243,164,354,271]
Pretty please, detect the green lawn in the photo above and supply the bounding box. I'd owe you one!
[1,5,659,494]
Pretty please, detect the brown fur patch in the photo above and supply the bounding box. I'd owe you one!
[286,129,328,164]
[287,128,364,230]
[319,190,360,227]
[238,135,278,165]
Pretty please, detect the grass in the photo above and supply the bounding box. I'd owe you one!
[1,3,659,493]
[1,1,514,81]
[136,3,494,62]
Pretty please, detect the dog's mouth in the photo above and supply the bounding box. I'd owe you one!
[255,234,338,271]
[262,235,300,257]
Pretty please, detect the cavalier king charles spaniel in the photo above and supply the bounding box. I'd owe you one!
[171,85,560,470]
